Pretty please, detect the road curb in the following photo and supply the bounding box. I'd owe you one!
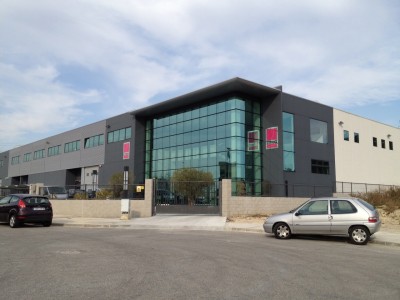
[52,222,400,247]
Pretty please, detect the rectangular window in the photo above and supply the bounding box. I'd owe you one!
[64,140,80,153]
[0,160,3,167]
[84,134,105,149]
[283,112,295,172]
[48,145,61,157]
[11,156,20,165]
[343,130,349,141]
[381,139,385,149]
[311,159,329,175]
[389,141,393,150]
[310,119,328,144]
[373,137,377,147]
[354,132,359,143]
[23,153,32,162]
[33,149,45,160]
[107,127,131,143]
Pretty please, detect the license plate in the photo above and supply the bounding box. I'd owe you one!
[33,207,45,211]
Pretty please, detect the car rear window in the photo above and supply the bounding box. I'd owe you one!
[356,198,375,211]
[24,197,50,204]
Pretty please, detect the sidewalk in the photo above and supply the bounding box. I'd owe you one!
[52,215,400,247]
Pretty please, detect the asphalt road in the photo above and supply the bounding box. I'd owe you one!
[0,225,399,300]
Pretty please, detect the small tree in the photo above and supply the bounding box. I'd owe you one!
[171,168,214,205]
[108,171,134,198]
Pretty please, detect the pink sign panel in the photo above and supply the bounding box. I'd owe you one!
[247,130,260,151]
[123,142,130,160]
[266,127,278,149]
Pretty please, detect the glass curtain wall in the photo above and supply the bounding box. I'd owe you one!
[145,97,262,195]
[283,112,295,172]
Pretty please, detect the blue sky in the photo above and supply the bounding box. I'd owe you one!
[1,0,399,151]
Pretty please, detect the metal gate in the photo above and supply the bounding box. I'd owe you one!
[154,180,220,215]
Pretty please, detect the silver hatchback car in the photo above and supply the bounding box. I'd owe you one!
[263,197,381,245]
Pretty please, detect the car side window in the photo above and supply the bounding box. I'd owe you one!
[0,196,12,204]
[331,200,357,214]
[298,200,328,215]
[10,196,20,203]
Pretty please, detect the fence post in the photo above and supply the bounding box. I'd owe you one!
[285,180,288,197]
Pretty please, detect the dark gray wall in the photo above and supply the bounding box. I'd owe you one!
[0,151,10,185]
[29,170,67,185]
[100,113,136,185]
[261,93,284,187]
[282,93,335,197]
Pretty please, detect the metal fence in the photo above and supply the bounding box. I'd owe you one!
[231,180,334,198]
[0,186,29,197]
[64,184,145,199]
[155,180,219,206]
[0,184,145,200]
[335,181,399,195]
[1,181,399,200]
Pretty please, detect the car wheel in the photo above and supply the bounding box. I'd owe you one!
[274,222,291,239]
[349,226,370,245]
[43,221,52,227]
[9,214,19,228]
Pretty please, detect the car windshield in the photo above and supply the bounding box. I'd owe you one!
[289,200,309,213]
[47,187,66,194]
[24,197,50,204]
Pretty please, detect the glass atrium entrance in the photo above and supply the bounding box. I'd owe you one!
[145,97,263,210]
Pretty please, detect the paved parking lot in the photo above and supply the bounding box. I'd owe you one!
[1,226,399,299]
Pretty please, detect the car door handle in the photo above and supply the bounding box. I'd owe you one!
[328,216,333,220]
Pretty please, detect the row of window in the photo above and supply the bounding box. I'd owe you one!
[344,130,394,150]
[108,128,131,143]
[153,98,260,129]
[373,137,394,150]
[10,133,108,165]
[343,130,359,143]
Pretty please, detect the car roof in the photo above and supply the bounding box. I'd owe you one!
[6,194,48,198]
[309,197,358,201]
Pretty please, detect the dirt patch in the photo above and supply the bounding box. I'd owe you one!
[228,209,400,233]
[378,208,400,232]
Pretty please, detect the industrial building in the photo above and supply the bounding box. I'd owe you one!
[1,78,399,200]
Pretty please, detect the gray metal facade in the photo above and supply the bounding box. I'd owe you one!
[0,78,337,195]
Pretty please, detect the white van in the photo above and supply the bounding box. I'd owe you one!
[39,186,68,199]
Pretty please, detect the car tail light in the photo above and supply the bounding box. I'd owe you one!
[18,199,26,208]
[368,217,378,223]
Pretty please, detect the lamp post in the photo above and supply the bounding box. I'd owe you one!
[123,166,129,198]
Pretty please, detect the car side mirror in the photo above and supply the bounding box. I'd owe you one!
[295,212,301,216]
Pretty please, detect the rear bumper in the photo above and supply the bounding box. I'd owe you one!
[17,214,53,223]
[366,220,381,235]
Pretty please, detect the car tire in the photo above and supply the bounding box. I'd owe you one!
[43,221,52,227]
[349,226,370,245]
[9,214,19,228]
[274,222,292,239]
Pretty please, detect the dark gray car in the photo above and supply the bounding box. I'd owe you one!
[263,197,381,245]
[0,194,53,228]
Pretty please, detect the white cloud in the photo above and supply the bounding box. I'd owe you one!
[0,0,399,150]
[0,63,102,149]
